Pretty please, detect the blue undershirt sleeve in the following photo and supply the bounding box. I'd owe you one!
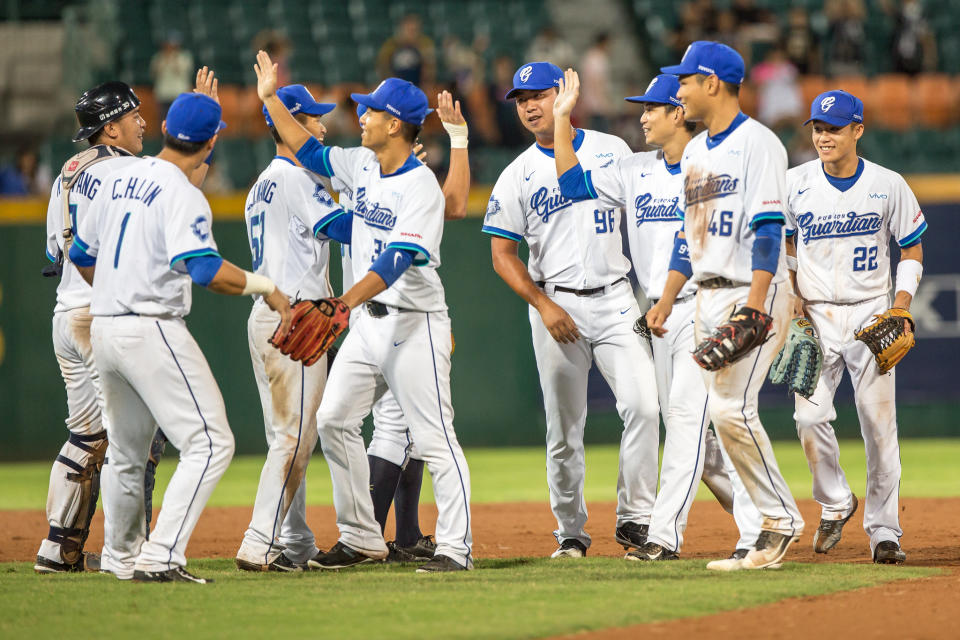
[557,164,593,202]
[668,232,692,279]
[751,219,783,275]
[369,247,415,287]
[314,209,352,244]
[294,137,334,177]
[68,242,96,267]
[185,254,224,287]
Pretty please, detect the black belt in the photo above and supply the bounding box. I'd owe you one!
[365,301,414,318]
[650,292,697,305]
[699,276,738,289]
[536,277,628,297]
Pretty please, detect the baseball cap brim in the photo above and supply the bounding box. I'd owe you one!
[624,94,675,105]
[660,62,698,76]
[350,92,433,124]
[300,102,336,116]
[505,84,558,100]
[803,114,855,127]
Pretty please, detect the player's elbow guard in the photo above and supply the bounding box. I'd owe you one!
[751,220,782,274]
[668,232,693,279]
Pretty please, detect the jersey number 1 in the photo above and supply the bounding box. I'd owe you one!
[114,212,132,269]
[249,212,265,271]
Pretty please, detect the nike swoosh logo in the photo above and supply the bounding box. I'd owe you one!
[620,308,631,315]
[524,170,535,181]
[393,340,406,347]
[394,251,402,269]
[797,188,810,195]
[640,172,652,178]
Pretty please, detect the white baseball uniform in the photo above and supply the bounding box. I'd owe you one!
[785,157,926,553]
[582,149,762,552]
[334,177,419,469]
[236,156,341,567]
[38,152,140,566]
[77,157,235,578]
[483,129,660,548]
[313,147,472,567]
[680,113,804,538]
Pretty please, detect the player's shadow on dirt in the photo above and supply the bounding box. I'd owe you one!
[474,558,535,570]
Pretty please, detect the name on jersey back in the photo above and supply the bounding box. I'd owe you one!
[110,176,162,206]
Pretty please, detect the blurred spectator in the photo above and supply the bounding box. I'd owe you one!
[670,1,714,59]
[150,31,194,122]
[442,35,485,95]
[824,0,867,76]
[0,147,51,196]
[788,127,819,167]
[784,8,821,74]
[883,0,938,74]
[526,25,576,69]
[253,30,292,87]
[731,0,772,27]
[488,55,528,148]
[751,45,803,129]
[200,163,233,195]
[578,33,613,131]
[376,14,436,86]
[709,11,740,50]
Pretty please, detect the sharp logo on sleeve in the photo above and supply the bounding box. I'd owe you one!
[519,66,533,82]
[913,210,923,223]
[820,96,836,111]
[486,196,501,216]
[191,216,211,241]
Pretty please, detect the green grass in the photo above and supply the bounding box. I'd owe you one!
[1,439,957,511]
[0,558,937,639]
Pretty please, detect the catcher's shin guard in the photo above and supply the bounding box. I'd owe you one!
[44,431,108,565]
[143,429,168,537]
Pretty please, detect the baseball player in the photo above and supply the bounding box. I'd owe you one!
[70,91,293,583]
[256,50,473,572]
[36,71,217,574]
[650,41,804,570]
[235,85,344,572]
[346,92,470,563]
[483,61,660,558]
[785,90,925,564]
[551,69,763,561]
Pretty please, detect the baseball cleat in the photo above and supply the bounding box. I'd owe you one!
[873,541,906,565]
[741,531,799,570]
[236,552,304,573]
[415,554,469,573]
[34,551,100,574]
[706,548,750,572]
[397,535,437,562]
[550,539,587,558]
[814,494,858,553]
[625,542,679,562]
[307,541,380,570]
[133,567,213,584]
[615,522,649,550]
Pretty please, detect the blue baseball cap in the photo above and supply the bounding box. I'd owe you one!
[356,103,366,122]
[351,78,433,125]
[505,62,564,99]
[165,92,226,142]
[660,41,745,85]
[263,84,335,127]
[625,74,683,106]
[804,90,864,127]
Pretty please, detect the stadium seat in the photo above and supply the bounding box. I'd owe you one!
[912,73,957,128]
[869,74,911,131]
[800,75,829,109]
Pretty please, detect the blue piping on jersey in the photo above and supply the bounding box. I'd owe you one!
[273,155,297,166]
[295,137,334,177]
[387,241,430,266]
[314,209,352,244]
[899,220,927,248]
[170,248,220,267]
[380,153,422,178]
[481,225,523,243]
[557,164,591,201]
[664,159,681,175]
[822,158,864,192]
[46,249,56,263]
[72,234,91,254]
[705,112,749,150]
[69,243,96,267]
[785,228,796,237]
[536,129,585,158]
[749,211,785,230]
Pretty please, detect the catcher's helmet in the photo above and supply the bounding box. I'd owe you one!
[72,81,141,143]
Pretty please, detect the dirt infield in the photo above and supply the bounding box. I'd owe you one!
[4,497,958,638]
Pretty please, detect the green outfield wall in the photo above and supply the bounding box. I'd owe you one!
[1,220,956,460]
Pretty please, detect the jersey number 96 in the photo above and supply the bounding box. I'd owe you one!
[594,208,616,234]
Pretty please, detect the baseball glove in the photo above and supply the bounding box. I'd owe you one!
[270,297,350,366]
[769,318,823,398]
[693,306,773,371]
[855,308,915,374]
[633,315,652,341]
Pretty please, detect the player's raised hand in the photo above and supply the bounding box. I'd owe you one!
[645,302,672,338]
[553,68,580,120]
[254,50,279,101]
[539,298,581,343]
[414,142,427,163]
[265,287,293,339]
[436,90,466,126]
[194,66,219,104]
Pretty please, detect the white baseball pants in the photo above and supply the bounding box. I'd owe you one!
[93,315,234,578]
[795,295,902,553]
[530,279,660,548]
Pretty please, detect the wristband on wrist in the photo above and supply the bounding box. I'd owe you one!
[894,259,922,298]
[241,271,276,296]
[786,255,798,271]
[442,121,469,149]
